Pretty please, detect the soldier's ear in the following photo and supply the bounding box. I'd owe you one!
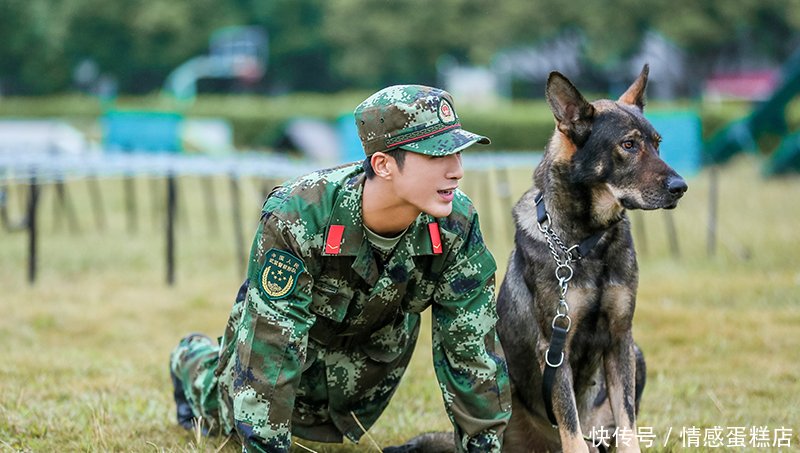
[370,152,393,179]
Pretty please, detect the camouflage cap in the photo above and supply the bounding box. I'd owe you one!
[354,85,491,157]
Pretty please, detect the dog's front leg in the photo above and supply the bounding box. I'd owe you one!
[604,332,641,453]
[550,362,591,453]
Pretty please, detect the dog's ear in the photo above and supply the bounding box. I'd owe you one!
[618,64,649,111]
[546,72,595,146]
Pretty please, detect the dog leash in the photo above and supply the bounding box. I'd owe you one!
[534,191,610,428]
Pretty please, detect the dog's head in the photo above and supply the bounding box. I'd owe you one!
[545,64,687,210]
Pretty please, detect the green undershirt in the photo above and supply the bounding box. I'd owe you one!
[363,224,408,258]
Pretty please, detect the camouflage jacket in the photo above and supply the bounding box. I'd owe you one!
[214,162,511,452]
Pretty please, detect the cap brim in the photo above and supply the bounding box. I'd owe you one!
[398,128,490,156]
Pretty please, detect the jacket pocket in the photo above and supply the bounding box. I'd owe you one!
[309,278,353,323]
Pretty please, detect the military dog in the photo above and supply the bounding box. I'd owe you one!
[384,66,686,453]
[496,64,686,453]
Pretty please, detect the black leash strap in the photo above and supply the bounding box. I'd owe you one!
[535,192,548,224]
[576,231,605,259]
[535,190,614,429]
[542,324,569,427]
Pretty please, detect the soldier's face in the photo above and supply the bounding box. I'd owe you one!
[393,151,464,218]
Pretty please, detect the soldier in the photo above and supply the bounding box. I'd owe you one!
[170,85,512,452]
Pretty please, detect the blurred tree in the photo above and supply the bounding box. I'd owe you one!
[232,0,343,92]
[322,0,510,87]
[1,0,800,95]
[320,0,657,87]
[652,0,800,61]
[64,0,240,94]
[0,0,72,93]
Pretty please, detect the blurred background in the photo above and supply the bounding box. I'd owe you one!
[1,1,799,451]
[2,0,798,96]
[1,0,800,159]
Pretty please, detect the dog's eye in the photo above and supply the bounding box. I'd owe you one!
[621,140,636,151]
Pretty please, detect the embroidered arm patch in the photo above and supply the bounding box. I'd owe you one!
[260,248,305,300]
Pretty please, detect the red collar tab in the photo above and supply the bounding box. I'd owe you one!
[428,222,442,255]
[325,225,345,255]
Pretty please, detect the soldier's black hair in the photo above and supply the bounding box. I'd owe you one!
[363,148,407,179]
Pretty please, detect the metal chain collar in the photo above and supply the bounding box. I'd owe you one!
[536,211,577,336]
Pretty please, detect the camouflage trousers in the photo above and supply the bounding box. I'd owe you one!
[169,316,421,451]
[169,334,221,433]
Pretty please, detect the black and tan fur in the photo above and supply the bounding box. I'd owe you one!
[384,66,686,453]
[497,65,686,453]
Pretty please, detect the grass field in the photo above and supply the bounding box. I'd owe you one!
[1,154,798,452]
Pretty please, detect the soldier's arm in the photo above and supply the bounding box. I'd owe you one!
[431,214,512,453]
[230,212,315,453]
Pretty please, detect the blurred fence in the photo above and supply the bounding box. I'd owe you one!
[0,152,318,183]
[0,151,542,285]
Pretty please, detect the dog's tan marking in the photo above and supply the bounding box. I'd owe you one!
[601,285,636,331]
[607,182,646,209]
[551,131,578,161]
[598,286,640,452]
[592,185,624,226]
[618,67,648,108]
[561,432,592,453]
[505,395,562,452]
[604,344,641,453]
[563,286,596,326]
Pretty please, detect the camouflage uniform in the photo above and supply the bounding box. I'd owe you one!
[171,85,512,452]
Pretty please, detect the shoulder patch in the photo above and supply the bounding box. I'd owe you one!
[260,248,304,300]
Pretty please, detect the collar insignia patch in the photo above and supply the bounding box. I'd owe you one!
[325,224,345,255]
[428,222,443,255]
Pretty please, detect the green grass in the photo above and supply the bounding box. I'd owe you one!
[1,155,799,451]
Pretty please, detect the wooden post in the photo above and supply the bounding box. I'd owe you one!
[53,178,80,234]
[202,176,219,236]
[177,176,190,235]
[27,175,40,284]
[0,184,6,231]
[664,210,680,259]
[87,174,107,231]
[478,169,494,240]
[632,210,648,256]
[496,166,515,241]
[230,174,246,277]
[166,174,177,285]
[124,176,137,234]
[707,166,718,257]
[150,177,162,231]
[52,179,62,232]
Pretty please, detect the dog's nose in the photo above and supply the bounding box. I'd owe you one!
[667,175,688,196]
